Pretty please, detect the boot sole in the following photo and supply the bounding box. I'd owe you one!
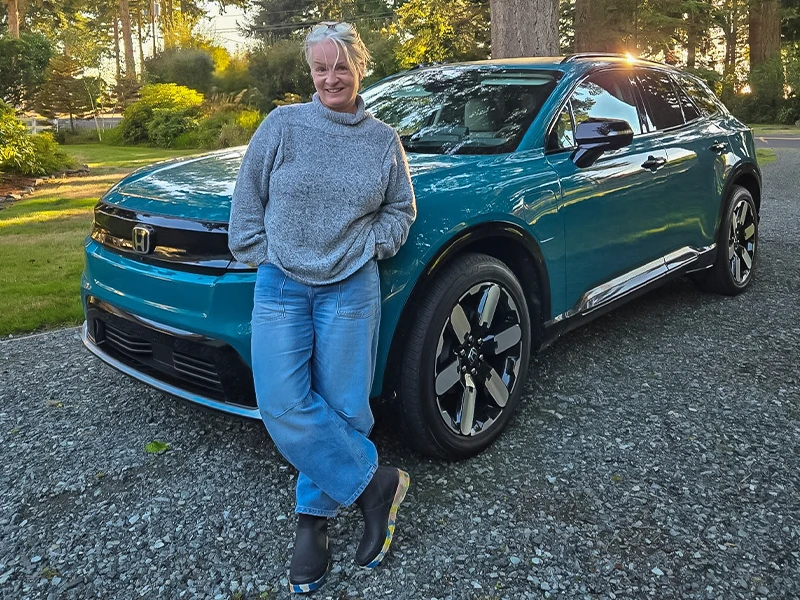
[360,469,410,569]
[289,561,330,594]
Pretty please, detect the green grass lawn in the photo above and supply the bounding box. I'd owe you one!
[0,145,200,336]
[749,123,800,136]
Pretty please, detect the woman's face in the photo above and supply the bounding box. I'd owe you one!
[310,39,359,113]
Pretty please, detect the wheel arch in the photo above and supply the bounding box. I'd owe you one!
[381,221,551,399]
[723,162,762,217]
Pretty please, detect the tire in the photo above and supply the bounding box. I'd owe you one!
[395,252,533,460]
[693,185,758,295]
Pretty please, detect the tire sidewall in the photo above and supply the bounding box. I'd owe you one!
[719,186,758,292]
[408,256,533,459]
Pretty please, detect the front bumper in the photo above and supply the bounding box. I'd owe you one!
[81,238,261,418]
[82,299,260,418]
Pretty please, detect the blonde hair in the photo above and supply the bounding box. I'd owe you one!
[304,21,370,81]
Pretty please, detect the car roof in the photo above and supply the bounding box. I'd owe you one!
[426,53,676,74]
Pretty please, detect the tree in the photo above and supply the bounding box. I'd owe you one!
[35,54,95,132]
[573,0,636,53]
[145,47,215,92]
[389,0,490,68]
[2,0,19,37]
[248,39,315,109]
[119,0,137,78]
[0,32,53,107]
[490,0,559,57]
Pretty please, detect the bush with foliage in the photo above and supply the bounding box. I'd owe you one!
[145,48,215,93]
[174,104,263,150]
[248,40,315,112]
[1,102,74,175]
[118,83,204,146]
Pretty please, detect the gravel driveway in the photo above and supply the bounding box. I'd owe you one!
[2,150,798,600]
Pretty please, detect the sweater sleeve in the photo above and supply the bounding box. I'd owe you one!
[373,132,417,260]
[228,109,283,266]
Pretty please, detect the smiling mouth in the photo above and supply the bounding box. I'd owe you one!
[325,88,344,93]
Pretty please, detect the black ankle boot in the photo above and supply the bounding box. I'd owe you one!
[289,514,329,594]
[354,466,410,568]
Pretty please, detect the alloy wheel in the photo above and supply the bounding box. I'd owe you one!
[433,282,524,437]
[728,198,756,285]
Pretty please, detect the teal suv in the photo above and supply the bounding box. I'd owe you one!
[82,54,761,459]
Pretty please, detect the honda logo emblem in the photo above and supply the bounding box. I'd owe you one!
[132,224,155,254]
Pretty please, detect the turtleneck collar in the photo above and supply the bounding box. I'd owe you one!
[311,93,368,126]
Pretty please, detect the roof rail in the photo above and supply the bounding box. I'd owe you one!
[561,53,663,65]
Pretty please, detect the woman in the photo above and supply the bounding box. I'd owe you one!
[228,21,416,594]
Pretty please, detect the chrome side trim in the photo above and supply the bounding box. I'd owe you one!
[546,244,716,326]
[81,322,261,420]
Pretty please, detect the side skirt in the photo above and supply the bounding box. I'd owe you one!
[539,245,716,350]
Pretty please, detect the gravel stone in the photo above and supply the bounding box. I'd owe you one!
[1,150,799,599]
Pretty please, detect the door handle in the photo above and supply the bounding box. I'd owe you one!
[709,142,728,153]
[641,155,667,170]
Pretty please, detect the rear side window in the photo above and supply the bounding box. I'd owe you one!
[569,70,643,135]
[674,80,701,122]
[636,70,685,130]
[674,73,721,117]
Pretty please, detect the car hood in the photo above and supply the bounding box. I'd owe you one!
[101,147,487,222]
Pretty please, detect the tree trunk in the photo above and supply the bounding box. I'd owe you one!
[151,0,157,56]
[113,16,122,81]
[490,0,559,57]
[137,8,145,70]
[4,0,20,38]
[574,0,630,53]
[687,25,697,69]
[119,0,137,79]
[749,0,781,67]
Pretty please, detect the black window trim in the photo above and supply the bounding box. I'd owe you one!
[671,71,725,119]
[633,66,707,133]
[544,66,650,155]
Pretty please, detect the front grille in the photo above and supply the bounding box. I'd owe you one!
[86,299,255,408]
[90,202,250,273]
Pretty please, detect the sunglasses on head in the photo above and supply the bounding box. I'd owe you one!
[313,21,352,33]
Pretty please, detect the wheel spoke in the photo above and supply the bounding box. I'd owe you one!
[741,248,753,269]
[737,203,749,226]
[489,324,522,355]
[483,367,509,407]
[478,284,501,328]
[459,374,477,435]
[733,254,742,281]
[450,303,471,343]
[744,223,756,241]
[435,359,461,395]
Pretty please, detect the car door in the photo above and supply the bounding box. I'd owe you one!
[634,68,728,255]
[545,68,670,312]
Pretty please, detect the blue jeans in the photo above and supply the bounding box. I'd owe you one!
[251,261,381,517]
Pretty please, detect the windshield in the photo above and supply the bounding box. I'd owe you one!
[362,67,559,155]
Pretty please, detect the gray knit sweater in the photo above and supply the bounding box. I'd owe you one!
[228,94,416,285]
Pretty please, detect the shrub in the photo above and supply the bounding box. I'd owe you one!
[0,104,36,173]
[118,83,204,146]
[217,121,250,147]
[147,110,198,148]
[145,48,215,93]
[28,132,75,174]
[1,105,74,175]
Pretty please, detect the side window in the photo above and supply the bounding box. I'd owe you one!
[636,70,685,130]
[674,82,701,122]
[570,70,643,135]
[547,101,575,151]
[674,73,720,117]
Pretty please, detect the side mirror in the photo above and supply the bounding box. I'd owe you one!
[571,118,634,168]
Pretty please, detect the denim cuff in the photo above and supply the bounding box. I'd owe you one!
[342,461,378,507]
